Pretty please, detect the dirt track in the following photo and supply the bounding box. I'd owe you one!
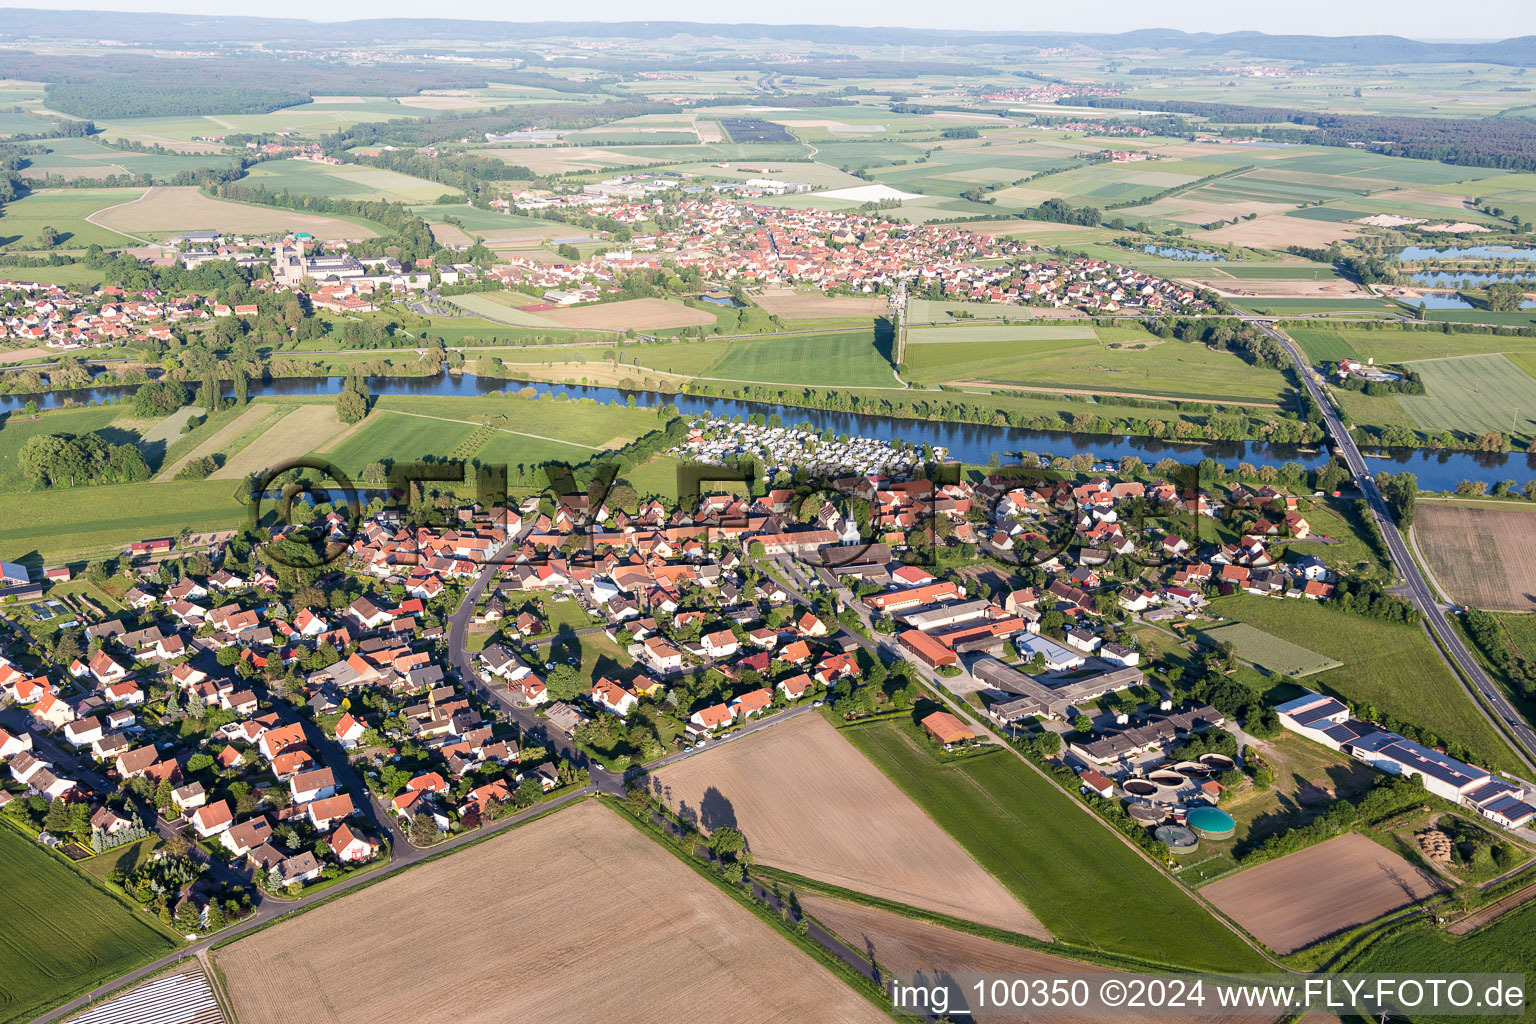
[653,713,1047,937]
[216,801,886,1024]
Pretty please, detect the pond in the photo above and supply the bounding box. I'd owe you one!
[1398,245,1536,262]
[1142,245,1226,261]
[1408,270,1536,289]
[5,372,1536,489]
[1409,293,1477,310]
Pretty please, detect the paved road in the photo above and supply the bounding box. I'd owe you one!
[1257,318,1536,771]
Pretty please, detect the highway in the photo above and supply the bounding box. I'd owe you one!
[1254,317,1536,772]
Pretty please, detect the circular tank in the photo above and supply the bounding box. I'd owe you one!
[1199,753,1235,771]
[1174,761,1212,779]
[1127,802,1166,826]
[1186,806,1237,840]
[1123,779,1159,799]
[1155,825,1200,853]
[1149,770,1185,788]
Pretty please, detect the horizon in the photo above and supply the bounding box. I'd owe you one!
[1,3,1534,39]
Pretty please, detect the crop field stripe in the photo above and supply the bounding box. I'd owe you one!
[843,720,1271,971]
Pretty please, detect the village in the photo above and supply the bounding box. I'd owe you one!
[4,446,1534,943]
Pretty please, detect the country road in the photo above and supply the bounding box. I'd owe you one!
[1254,317,1536,772]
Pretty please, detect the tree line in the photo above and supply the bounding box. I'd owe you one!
[1070,97,1536,172]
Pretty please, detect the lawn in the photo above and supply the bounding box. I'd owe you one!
[1207,595,1522,773]
[0,824,176,1024]
[1396,354,1536,436]
[843,718,1271,972]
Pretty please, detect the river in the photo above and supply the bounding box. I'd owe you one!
[3,372,1533,490]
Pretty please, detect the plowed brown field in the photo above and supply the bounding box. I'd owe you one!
[652,713,1046,937]
[216,801,886,1024]
[1201,833,1444,953]
[1416,500,1536,611]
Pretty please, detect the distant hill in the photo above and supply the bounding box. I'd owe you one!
[1,11,1532,66]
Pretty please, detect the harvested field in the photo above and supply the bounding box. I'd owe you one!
[93,186,377,239]
[800,896,1276,1024]
[211,404,346,480]
[750,289,886,318]
[216,801,885,1024]
[652,713,1046,936]
[1204,214,1359,248]
[154,404,272,480]
[1415,500,1536,611]
[541,297,717,330]
[0,346,48,364]
[1202,834,1445,953]
[427,221,474,247]
[1184,278,1364,298]
[137,404,201,448]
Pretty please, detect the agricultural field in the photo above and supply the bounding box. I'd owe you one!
[540,298,716,331]
[91,186,380,240]
[240,159,458,202]
[1206,595,1522,773]
[155,403,280,480]
[16,137,230,182]
[652,713,1046,936]
[0,479,245,566]
[0,825,176,1024]
[1415,500,1536,612]
[1350,899,1536,991]
[1201,833,1445,954]
[1395,354,1536,437]
[901,324,1288,403]
[843,717,1271,970]
[321,410,478,478]
[703,330,898,388]
[750,289,887,319]
[1288,328,1362,363]
[215,800,886,1024]
[0,188,149,248]
[798,895,1274,1024]
[446,292,561,327]
[209,403,348,481]
[1199,623,1343,677]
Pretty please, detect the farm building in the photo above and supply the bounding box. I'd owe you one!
[920,711,975,746]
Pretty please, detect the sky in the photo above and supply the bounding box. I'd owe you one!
[1,0,1533,37]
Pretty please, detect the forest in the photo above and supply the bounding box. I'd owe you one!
[1072,97,1536,171]
[328,99,686,149]
[2,52,492,119]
